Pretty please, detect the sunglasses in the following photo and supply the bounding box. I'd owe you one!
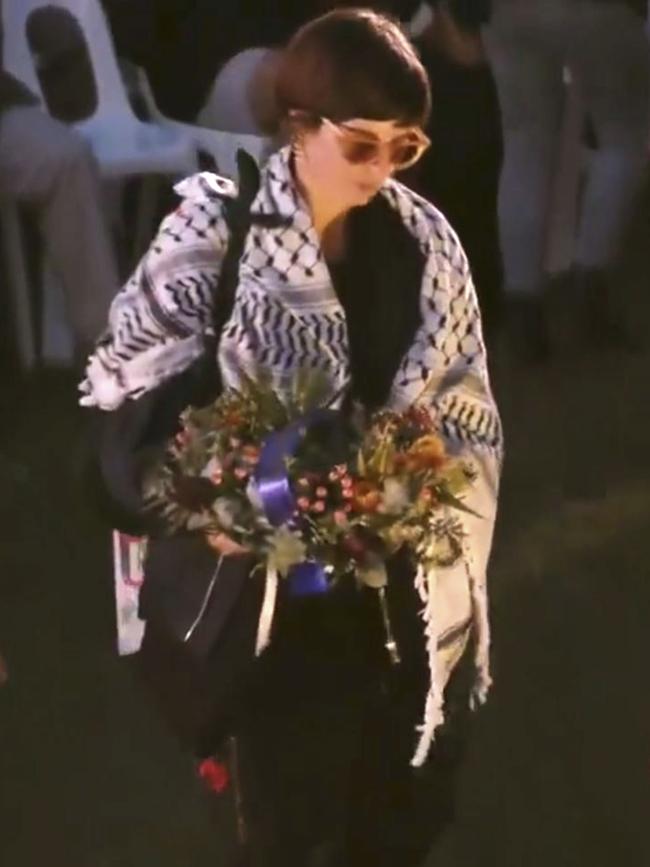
[319,116,430,170]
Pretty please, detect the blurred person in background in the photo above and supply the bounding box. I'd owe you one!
[405,1,503,347]
[0,4,119,359]
[484,0,650,362]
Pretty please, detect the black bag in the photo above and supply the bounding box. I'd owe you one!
[96,150,266,538]
[91,151,284,755]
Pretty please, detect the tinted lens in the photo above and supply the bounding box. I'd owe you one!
[391,142,421,168]
[341,138,380,164]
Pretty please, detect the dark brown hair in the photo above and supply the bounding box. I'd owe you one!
[275,8,431,128]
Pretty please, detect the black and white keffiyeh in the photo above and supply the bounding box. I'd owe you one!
[81,146,502,765]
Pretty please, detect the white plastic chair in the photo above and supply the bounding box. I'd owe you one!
[134,66,273,182]
[4,0,200,261]
[1,0,200,366]
[197,47,277,136]
[3,0,198,181]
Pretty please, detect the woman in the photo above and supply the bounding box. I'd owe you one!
[82,9,501,866]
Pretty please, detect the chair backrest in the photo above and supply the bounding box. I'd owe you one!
[197,48,277,135]
[2,0,43,97]
[3,0,136,124]
[135,66,273,183]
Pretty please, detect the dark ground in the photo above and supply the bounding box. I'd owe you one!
[1,190,649,866]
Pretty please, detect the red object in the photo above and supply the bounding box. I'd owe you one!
[197,757,230,794]
[341,532,369,561]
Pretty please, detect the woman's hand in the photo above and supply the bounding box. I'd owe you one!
[206,533,250,557]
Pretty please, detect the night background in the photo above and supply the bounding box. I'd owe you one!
[1,2,650,865]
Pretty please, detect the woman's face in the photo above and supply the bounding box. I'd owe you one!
[298,117,423,209]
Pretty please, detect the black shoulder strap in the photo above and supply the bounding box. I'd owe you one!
[209,149,290,343]
[93,151,285,535]
[196,149,289,406]
[211,150,261,341]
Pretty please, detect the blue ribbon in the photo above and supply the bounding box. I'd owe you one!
[287,561,329,596]
[254,409,336,597]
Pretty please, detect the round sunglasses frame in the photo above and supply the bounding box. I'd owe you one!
[291,111,431,171]
[319,116,430,170]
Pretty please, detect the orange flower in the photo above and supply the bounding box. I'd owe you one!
[351,481,383,513]
[403,435,447,472]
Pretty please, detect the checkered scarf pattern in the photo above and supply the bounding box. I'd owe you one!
[81,146,502,764]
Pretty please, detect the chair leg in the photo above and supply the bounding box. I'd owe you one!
[40,259,75,367]
[0,205,37,370]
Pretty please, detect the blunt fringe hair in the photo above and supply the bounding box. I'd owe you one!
[275,8,431,128]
